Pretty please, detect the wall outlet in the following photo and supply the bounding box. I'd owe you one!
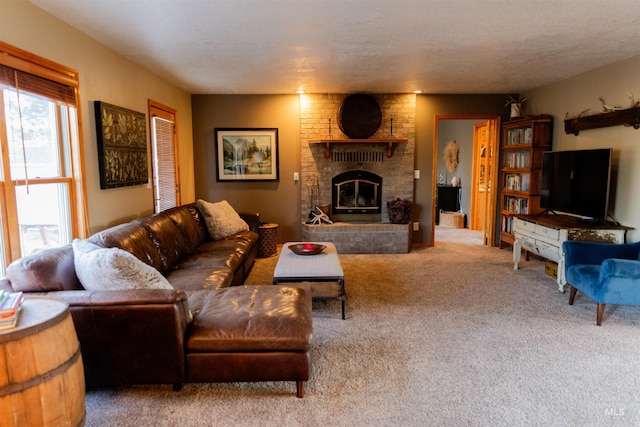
[414,169,420,179]
[413,222,419,231]
[293,172,299,182]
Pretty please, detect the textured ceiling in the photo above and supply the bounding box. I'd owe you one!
[30,0,640,94]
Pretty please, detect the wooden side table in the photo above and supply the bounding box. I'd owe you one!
[0,296,85,427]
[258,223,278,257]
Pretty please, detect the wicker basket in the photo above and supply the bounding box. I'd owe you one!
[439,210,464,228]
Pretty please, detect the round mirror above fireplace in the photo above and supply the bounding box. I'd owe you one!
[338,94,382,139]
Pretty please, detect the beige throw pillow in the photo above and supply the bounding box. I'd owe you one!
[197,199,249,240]
[72,239,173,291]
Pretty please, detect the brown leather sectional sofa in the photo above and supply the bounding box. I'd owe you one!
[0,204,313,397]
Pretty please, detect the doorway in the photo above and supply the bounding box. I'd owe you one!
[433,115,500,246]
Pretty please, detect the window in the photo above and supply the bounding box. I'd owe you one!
[149,100,180,212]
[0,42,88,274]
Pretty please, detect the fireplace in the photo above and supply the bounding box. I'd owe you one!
[332,170,382,222]
[299,93,416,253]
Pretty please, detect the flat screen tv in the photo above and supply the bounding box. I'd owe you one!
[540,148,613,221]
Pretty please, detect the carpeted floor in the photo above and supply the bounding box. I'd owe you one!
[435,225,484,245]
[84,236,640,426]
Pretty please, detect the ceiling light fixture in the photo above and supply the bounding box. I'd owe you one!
[414,90,423,94]
[296,89,304,94]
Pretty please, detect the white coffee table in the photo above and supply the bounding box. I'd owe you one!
[273,242,346,319]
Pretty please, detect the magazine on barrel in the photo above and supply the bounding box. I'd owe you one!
[0,291,24,330]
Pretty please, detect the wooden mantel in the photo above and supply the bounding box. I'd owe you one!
[564,106,640,135]
[308,138,408,158]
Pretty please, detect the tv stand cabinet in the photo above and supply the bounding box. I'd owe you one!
[512,214,631,292]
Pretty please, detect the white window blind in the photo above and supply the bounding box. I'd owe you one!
[151,115,178,212]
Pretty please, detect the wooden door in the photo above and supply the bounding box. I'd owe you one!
[485,119,498,246]
[470,120,499,245]
[471,122,489,231]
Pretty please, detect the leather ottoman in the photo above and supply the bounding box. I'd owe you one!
[185,285,313,397]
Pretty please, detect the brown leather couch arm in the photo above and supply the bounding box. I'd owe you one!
[56,288,187,307]
[53,289,190,387]
[239,212,260,233]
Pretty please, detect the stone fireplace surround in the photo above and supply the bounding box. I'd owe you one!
[299,94,416,253]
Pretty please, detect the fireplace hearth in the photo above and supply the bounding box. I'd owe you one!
[301,222,411,253]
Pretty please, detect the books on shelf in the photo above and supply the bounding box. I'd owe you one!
[504,173,530,192]
[504,196,529,214]
[503,151,531,168]
[502,215,514,234]
[505,127,533,145]
[0,291,24,331]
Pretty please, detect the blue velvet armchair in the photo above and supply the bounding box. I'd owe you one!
[563,240,640,325]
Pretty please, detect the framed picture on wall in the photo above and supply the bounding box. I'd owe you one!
[94,101,148,189]
[215,128,279,181]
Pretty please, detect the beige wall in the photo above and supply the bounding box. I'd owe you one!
[1,0,194,234]
[524,55,640,242]
[191,95,302,242]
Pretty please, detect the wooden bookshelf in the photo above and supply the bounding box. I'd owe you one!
[499,115,553,248]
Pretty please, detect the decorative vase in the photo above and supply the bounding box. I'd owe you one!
[510,103,522,119]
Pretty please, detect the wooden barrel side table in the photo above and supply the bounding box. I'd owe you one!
[258,223,278,257]
[0,296,85,427]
